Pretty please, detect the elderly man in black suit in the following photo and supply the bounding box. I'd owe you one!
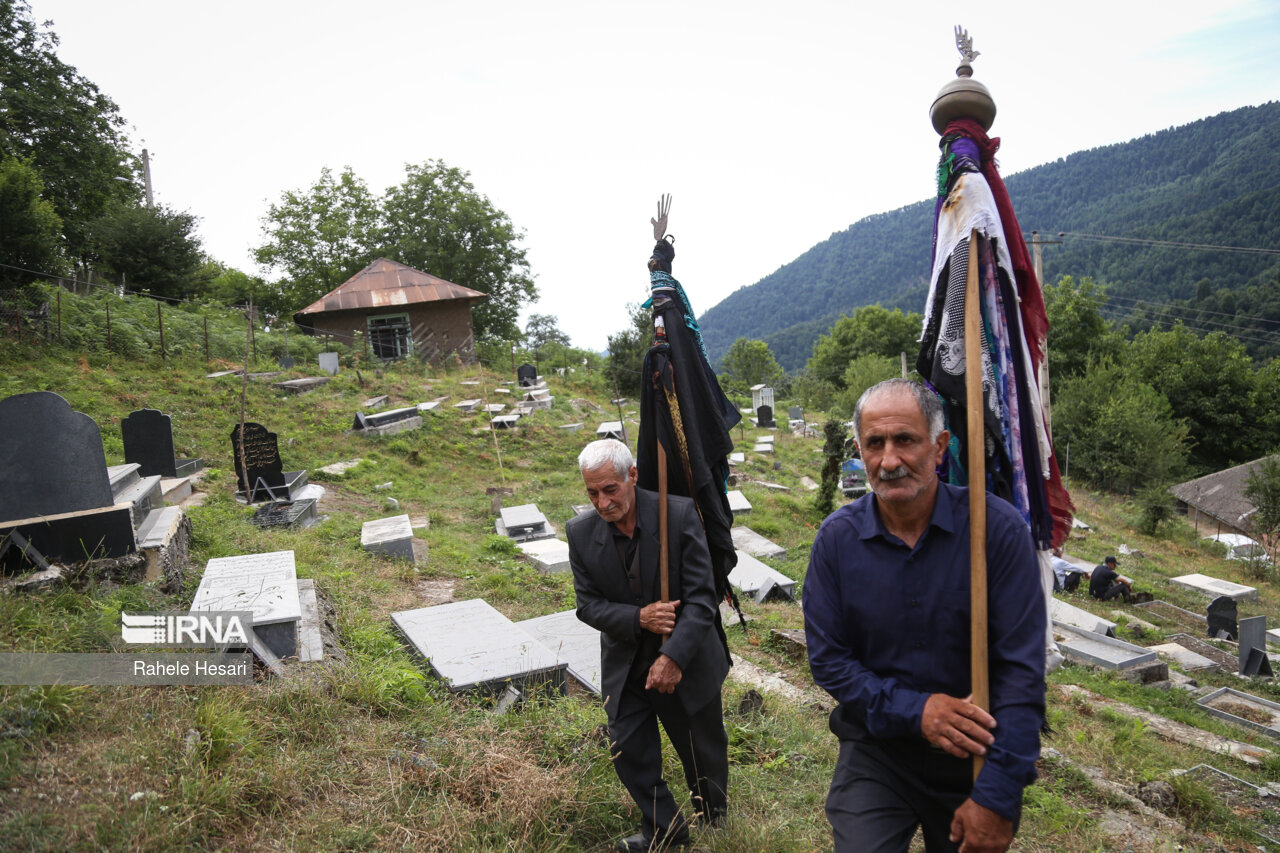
[567,438,731,853]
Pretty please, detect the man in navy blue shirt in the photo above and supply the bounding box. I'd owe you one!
[803,378,1045,853]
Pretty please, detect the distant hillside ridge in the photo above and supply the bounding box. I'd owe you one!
[698,102,1280,371]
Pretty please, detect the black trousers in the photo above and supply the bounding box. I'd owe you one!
[609,670,728,842]
[826,736,1019,853]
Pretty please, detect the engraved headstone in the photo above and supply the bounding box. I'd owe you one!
[1171,573,1258,601]
[517,363,538,387]
[361,514,416,561]
[517,537,570,573]
[121,409,178,478]
[756,404,775,428]
[190,550,301,658]
[318,352,339,375]
[788,406,803,420]
[231,422,285,502]
[1207,595,1238,641]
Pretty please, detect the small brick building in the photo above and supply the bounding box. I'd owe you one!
[293,258,486,362]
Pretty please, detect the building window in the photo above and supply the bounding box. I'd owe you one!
[367,313,412,360]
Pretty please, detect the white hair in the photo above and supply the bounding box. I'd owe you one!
[853,378,945,447]
[577,439,634,480]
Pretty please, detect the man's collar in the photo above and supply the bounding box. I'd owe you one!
[857,479,959,541]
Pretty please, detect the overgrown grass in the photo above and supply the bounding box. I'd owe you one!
[4,334,1280,850]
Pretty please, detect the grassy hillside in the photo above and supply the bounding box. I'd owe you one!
[4,335,1280,851]
[699,102,1280,370]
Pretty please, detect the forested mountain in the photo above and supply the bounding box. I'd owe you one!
[699,102,1280,370]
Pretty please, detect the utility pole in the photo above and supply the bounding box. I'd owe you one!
[1027,230,1063,284]
[141,148,154,209]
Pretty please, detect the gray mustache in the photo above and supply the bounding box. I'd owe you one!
[879,467,909,481]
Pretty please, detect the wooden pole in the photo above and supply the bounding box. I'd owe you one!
[105,303,111,354]
[657,440,670,646]
[963,229,989,782]
[156,301,165,360]
[56,290,62,343]
[204,317,210,361]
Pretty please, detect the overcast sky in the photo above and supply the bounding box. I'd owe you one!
[31,0,1280,351]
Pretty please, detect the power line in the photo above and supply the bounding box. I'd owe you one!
[1101,295,1280,342]
[1049,231,1280,256]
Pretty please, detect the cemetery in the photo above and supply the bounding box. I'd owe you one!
[6,356,1280,851]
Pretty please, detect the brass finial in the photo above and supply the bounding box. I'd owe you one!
[930,26,997,134]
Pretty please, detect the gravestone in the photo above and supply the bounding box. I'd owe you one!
[484,403,507,414]
[190,550,301,659]
[1150,642,1219,671]
[517,537,570,573]
[362,395,389,409]
[1239,615,1274,676]
[0,391,115,518]
[726,490,752,515]
[278,356,295,369]
[596,421,625,441]
[121,408,202,478]
[455,399,483,412]
[1207,595,1238,640]
[731,526,786,559]
[756,404,775,428]
[353,406,423,435]
[728,551,795,603]
[788,406,803,421]
[516,610,601,694]
[231,422,285,502]
[318,352,339,375]
[491,415,520,430]
[250,499,319,530]
[517,363,538,387]
[392,599,567,695]
[1171,572,1258,601]
[274,376,330,394]
[728,452,745,465]
[570,504,593,516]
[1051,622,1159,671]
[361,514,416,562]
[1049,597,1116,637]
[496,504,555,542]
[1198,687,1280,740]
[753,442,773,454]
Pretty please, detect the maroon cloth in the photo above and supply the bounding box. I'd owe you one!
[945,118,1075,549]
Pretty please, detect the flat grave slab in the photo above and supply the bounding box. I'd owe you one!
[756,434,774,444]
[496,504,555,542]
[728,551,795,603]
[250,499,319,530]
[558,422,584,431]
[1150,642,1219,671]
[455,399,483,412]
[1198,687,1280,740]
[570,504,593,517]
[596,421,624,439]
[361,514,415,561]
[317,458,362,477]
[1171,573,1258,601]
[296,578,324,663]
[460,380,480,386]
[731,526,786,559]
[274,377,330,394]
[191,550,300,658]
[494,388,511,395]
[728,452,745,465]
[726,490,752,515]
[417,401,440,413]
[484,403,507,414]
[516,537,571,573]
[361,395,388,409]
[392,599,566,695]
[491,415,520,430]
[1175,765,1280,847]
[752,443,773,453]
[1050,597,1117,637]
[516,609,601,695]
[206,369,242,378]
[1051,622,1157,670]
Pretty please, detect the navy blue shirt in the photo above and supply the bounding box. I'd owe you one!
[802,481,1046,821]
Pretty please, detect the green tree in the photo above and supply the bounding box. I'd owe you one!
[720,338,784,391]
[254,166,383,311]
[833,355,900,417]
[606,303,651,398]
[806,305,921,389]
[1125,324,1266,471]
[1244,456,1280,561]
[89,203,203,299]
[0,1,137,266]
[1052,360,1190,493]
[382,159,536,341]
[525,313,570,372]
[1043,275,1123,389]
[815,419,848,517]
[0,155,63,284]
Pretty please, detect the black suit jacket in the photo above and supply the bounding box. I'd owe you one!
[567,488,730,722]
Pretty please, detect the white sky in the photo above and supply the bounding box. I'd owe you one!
[30,0,1280,351]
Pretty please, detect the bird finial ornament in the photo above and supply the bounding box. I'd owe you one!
[930,25,997,134]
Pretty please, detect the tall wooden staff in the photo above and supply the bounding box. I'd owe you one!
[652,197,673,633]
[963,230,988,779]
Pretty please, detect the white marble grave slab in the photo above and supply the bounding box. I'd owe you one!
[1051,622,1157,670]
[361,514,415,561]
[502,504,547,531]
[597,421,624,438]
[1050,597,1117,637]
[727,490,752,515]
[296,578,324,663]
[729,452,745,465]
[516,610,601,694]
[392,599,565,693]
[484,403,507,414]
[317,458,362,476]
[559,422,585,431]
[1150,642,1218,671]
[731,527,786,559]
[756,434,774,444]
[417,401,440,412]
[191,550,300,627]
[753,443,773,453]
[454,399,483,411]
[1170,573,1258,601]
[729,551,795,603]
[517,538,571,573]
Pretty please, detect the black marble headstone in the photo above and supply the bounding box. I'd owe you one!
[122,408,177,478]
[278,356,295,369]
[231,422,285,501]
[788,406,803,420]
[0,391,114,519]
[756,404,775,428]
[517,363,537,387]
[1238,615,1273,677]
[1207,595,1238,641]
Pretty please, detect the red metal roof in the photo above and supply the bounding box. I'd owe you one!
[294,258,487,316]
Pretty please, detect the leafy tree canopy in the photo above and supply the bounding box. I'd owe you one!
[525,313,569,354]
[0,155,63,284]
[720,338,784,392]
[805,305,921,389]
[90,203,203,300]
[1043,275,1125,389]
[1244,456,1280,560]
[0,1,137,264]
[606,303,650,398]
